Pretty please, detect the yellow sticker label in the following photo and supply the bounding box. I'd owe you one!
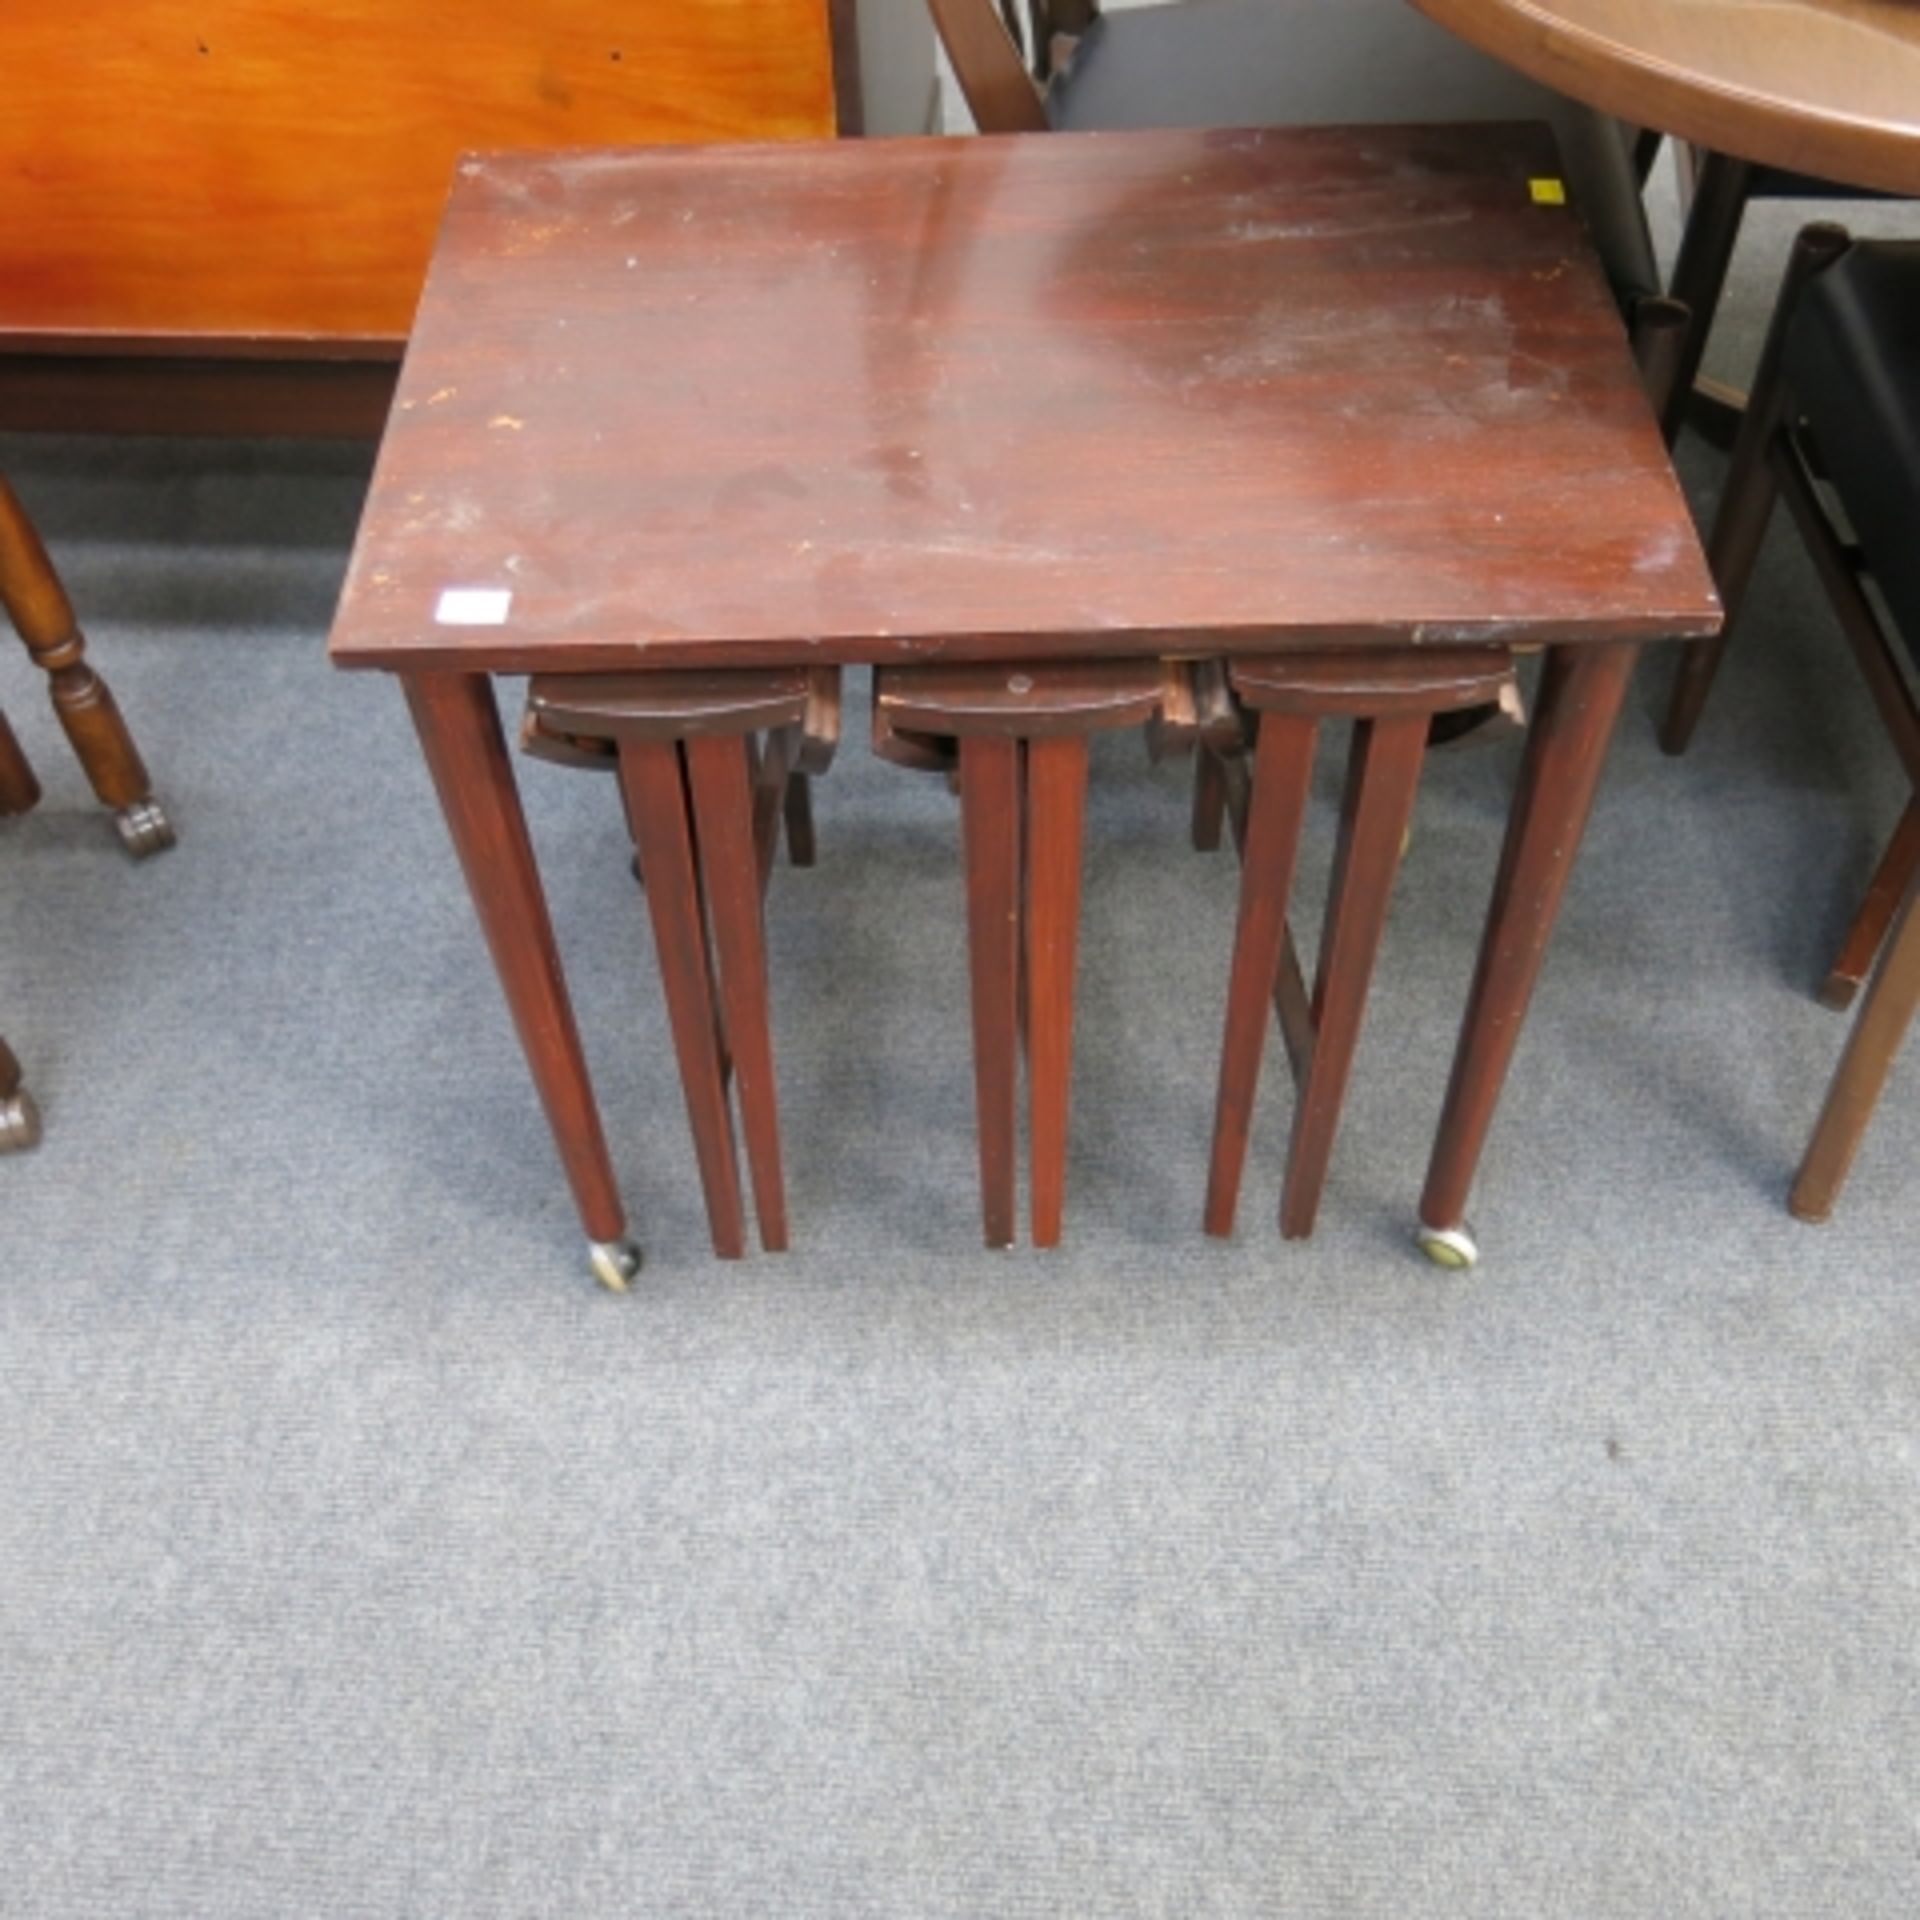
[1529,177,1567,206]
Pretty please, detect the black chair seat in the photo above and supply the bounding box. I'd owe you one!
[1047,0,1656,298]
[1786,240,1920,662]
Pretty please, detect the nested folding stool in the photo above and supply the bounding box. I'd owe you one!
[873,658,1197,1250]
[521,668,839,1270]
[0,474,173,856]
[1200,648,1521,1255]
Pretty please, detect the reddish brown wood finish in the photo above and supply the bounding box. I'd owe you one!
[1822,800,1920,1012]
[330,127,1715,677]
[959,736,1024,1248]
[0,706,39,816]
[1420,641,1641,1237]
[402,671,630,1247]
[1408,0,1920,197]
[1024,734,1090,1248]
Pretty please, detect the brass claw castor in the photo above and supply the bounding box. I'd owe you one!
[587,1238,643,1292]
[0,1087,42,1153]
[115,797,176,859]
[1416,1221,1479,1271]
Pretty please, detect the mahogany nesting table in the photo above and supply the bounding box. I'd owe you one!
[328,125,1718,1283]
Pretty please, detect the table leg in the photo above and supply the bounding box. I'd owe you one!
[1025,733,1089,1250]
[0,706,40,816]
[1418,642,1641,1267]
[960,735,1022,1250]
[402,670,639,1289]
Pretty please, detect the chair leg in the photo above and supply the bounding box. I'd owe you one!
[1190,745,1227,852]
[782,772,817,868]
[959,735,1023,1249]
[1821,798,1920,1011]
[0,706,40,816]
[1282,715,1427,1240]
[1025,734,1089,1249]
[1790,875,1920,1223]
[0,1035,41,1152]
[1204,714,1317,1238]
[0,476,173,856]
[685,734,789,1254]
[619,738,747,1259]
[1661,222,1853,756]
[1659,149,1753,446]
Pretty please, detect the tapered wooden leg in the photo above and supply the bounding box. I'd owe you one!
[959,735,1022,1249]
[1659,149,1752,446]
[1025,734,1089,1249]
[783,772,817,868]
[1191,746,1227,852]
[0,706,40,816]
[402,671,636,1276]
[0,1034,41,1152]
[620,738,746,1260]
[1420,643,1642,1253]
[1282,715,1427,1240]
[1821,799,1920,1011]
[0,476,172,856]
[1205,714,1317,1238]
[685,734,788,1254]
[1790,875,1920,1222]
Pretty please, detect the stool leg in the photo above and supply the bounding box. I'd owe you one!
[1204,714,1317,1238]
[1790,874,1920,1222]
[620,738,747,1260]
[1191,747,1227,852]
[685,734,789,1254]
[959,735,1022,1249]
[0,476,173,856]
[0,707,40,816]
[0,1035,41,1152]
[1025,734,1089,1248]
[1281,716,1426,1239]
[1821,798,1920,1011]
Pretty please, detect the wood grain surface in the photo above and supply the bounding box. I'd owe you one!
[1410,0,1920,194]
[331,125,1718,673]
[1,0,838,342]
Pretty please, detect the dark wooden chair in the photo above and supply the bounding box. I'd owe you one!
[520,668,839,1271]
[872,659,1198,1248]
[1652,226,1920,1219]
[0,474,173,856]
[927,0,1659,302]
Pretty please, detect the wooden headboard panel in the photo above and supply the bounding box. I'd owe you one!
[2,1,842,347]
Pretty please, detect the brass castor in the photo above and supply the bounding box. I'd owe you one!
[587,1238,643,1292]
[1415,1221,1479,1271]
[0,1088,42,1153]
[115,797,176,859]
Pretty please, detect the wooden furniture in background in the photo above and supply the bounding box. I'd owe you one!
[873,660,1192,1249]
[1661,226,1920,1220]
[0,1035,38,1154]
[0,476,173,855]
[521,669,840,1272]
[328,127,1716,1280]
[0,0,850,436]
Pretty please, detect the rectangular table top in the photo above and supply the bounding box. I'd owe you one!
[330,125,1719,674]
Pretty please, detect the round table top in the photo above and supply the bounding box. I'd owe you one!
[1407,0,1920,196]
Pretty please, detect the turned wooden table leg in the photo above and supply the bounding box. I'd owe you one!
[1281,715,1426,1240]
[620,738,748,1260]
[403,671,640,1289]
[959,735,1023,1249]
[1204,713,1316,1238]
[0,476,173,857]
[0,706,40,816]
[1025,734,1089,1249]
[1790,873,1920,1223]
[0,1035,41,1152]
[1418,642,1642,1267]
[685,733,788,1253]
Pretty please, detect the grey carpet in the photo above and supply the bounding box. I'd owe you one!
[2,170,1917,1917]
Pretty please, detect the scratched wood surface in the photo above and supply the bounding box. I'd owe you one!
[1410,0,1920,195]
[0,0,838,343]
[330,126,1720,674]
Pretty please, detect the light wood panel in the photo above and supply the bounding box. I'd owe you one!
[1,1,839,343]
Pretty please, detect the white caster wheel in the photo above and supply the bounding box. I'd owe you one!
[115,798,177,858]
[0,1089,42,1153]
[587,1238,643,1292]
[1416,1221,1479,1270]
